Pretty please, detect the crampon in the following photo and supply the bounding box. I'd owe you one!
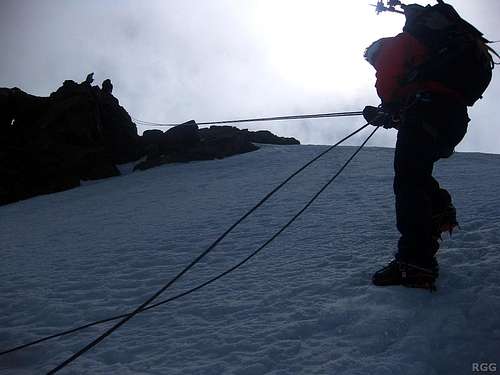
[372,259,438,292]
[432,204,459,240]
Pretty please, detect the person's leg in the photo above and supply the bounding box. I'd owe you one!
[373,98,469,288]
[393,121,440,266]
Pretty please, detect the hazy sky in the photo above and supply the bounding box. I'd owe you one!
[1,0,499,153]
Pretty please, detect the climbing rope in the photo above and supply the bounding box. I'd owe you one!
[2,123,373,362]
[0,123,370,358]
[45,123,377,374]
[132,110,363,127]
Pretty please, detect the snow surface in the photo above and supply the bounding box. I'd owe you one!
[1,142,499,374]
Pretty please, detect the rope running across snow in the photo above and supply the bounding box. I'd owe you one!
[46,124,378,373]
[1,123,371,358]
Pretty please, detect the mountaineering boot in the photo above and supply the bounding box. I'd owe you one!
[432,189,459,240]
[372,258,439,291]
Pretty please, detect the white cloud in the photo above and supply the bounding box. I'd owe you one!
[0,0,498,153]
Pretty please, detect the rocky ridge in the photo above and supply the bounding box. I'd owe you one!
[0,77,299,205]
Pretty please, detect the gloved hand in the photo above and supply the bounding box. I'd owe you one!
[362,105,399,129]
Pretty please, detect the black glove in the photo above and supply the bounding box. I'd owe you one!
[362,105,398,129]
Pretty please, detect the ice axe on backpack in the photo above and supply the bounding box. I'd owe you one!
[371,0,405,14]
[369,0,498,106]
[371,0,448,15]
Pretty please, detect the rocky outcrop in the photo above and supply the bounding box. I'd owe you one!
[135,123,255,171]
[134,125,299,171]
[0,77,300,205]
[248,130,300,145]
[142,120,200,156]
[49,80,142,164]
[0,78,139,205]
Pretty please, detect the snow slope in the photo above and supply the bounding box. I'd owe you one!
[1,141,499,374]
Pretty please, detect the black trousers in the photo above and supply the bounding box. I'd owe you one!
[393,96,469,265]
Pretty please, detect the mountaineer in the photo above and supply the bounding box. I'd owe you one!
[363,0,497,290]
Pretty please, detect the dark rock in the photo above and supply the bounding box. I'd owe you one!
[248,130,300,145]
[141,121,200,155]
[0,78,143,205]
[133,156,164,172]
[198,125,245,142]
[142,129,165,145]
[133,124,299,172]
[0,76,301,204]
[9,88,51,133]
[48,80,142,164]
[84,72,94,85]
[98,91,143,164]
[78,150,120,180]
[163,120,200,151]
[0,141,81,205]
[134,125,259,171]
[102,79,113,94]
[183,131,258,161]
[0,88,13,130]
[50,80,85,101]
[194,126,257,159]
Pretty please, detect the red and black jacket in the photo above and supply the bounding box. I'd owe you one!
[366,32,464,105]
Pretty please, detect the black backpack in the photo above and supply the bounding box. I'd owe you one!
[403,1,498,106]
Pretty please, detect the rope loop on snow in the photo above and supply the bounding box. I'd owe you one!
[1,125,370,359]
[1,123,379,374]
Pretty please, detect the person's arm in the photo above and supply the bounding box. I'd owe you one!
[373,34,409,104]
